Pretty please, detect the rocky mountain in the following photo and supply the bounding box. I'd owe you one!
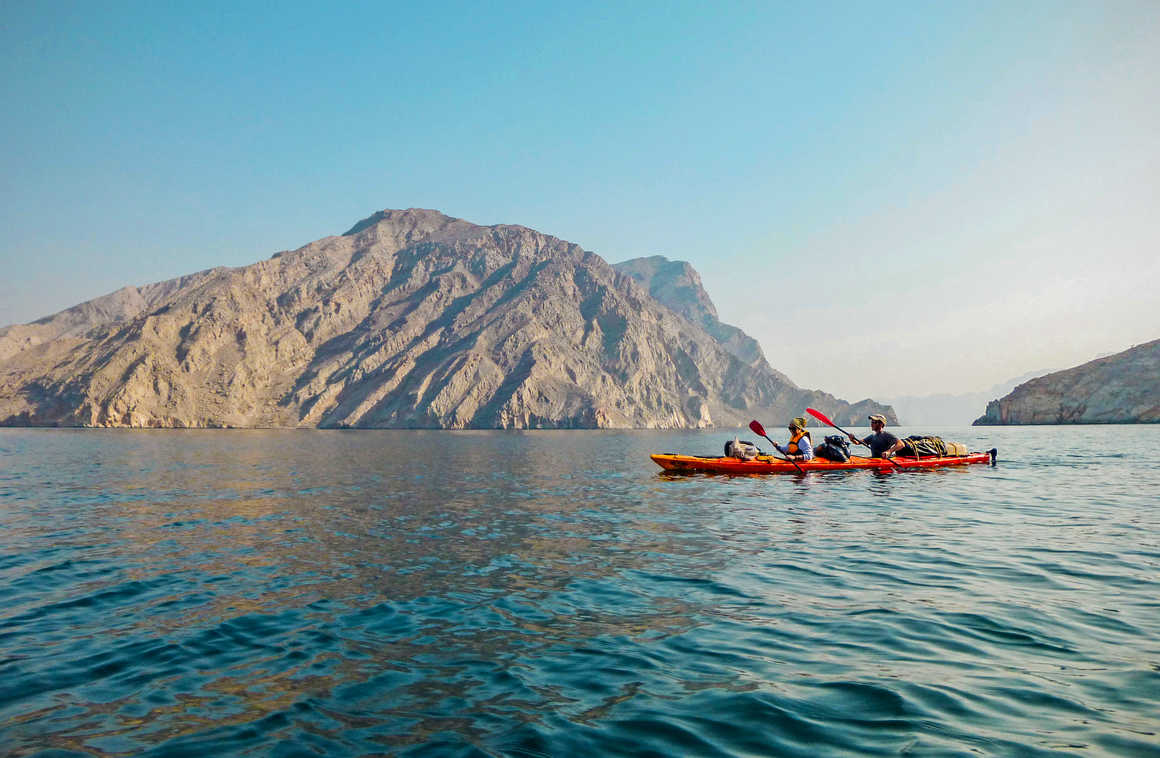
[973,339,1160,425]
[0,270,223,363]
[612,256,785,378]
[0,209,894,429]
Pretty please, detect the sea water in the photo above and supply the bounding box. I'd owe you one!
[1,426,1157,757]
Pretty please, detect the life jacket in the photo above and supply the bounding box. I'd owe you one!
[786,430,812,455]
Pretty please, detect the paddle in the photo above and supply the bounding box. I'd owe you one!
[805,407,901,469]
[748,420,805,473]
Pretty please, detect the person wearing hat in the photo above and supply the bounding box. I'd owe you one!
[773,416,814,461]
[849,414,901,458]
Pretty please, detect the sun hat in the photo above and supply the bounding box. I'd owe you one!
[868,414,887,424]
[789,416,808,430]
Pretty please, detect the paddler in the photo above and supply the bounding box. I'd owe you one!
[773,416,814,462]
[848,414,901,458]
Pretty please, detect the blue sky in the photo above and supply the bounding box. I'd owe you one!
[2,1,1157,399]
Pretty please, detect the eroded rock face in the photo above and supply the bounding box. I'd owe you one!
[0,209,894,429]
[613,256,779,375]
[973,339,1160,425]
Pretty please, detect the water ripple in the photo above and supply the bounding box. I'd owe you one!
[1,426,1159,756]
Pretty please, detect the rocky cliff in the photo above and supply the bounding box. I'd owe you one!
[0,209,894,429]
[973,339,1160,425]
[612,256,783,376]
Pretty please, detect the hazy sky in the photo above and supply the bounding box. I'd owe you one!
[2,1,1157,399]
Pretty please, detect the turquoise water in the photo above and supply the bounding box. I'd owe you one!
[1,426,1158,757]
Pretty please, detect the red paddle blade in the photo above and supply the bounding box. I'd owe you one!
[748,420,766,437]
[806,408,834,427]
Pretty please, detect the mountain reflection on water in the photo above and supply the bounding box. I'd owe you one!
[1,426,1158,756]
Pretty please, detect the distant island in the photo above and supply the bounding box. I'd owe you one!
[0,209,893,429]
[974,338,1159,425]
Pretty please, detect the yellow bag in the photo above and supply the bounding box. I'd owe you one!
[944,441,968,456]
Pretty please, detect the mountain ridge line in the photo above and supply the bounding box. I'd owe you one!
[0,208,894,429]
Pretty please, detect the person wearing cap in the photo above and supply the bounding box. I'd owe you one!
[849,414,901,458]
[773,417,814,462]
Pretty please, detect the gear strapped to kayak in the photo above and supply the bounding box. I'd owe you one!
[723,438,761,460]
[899,435,946,457]
[814,434,852,462]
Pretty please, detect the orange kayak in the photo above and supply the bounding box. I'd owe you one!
[651,450,996,474]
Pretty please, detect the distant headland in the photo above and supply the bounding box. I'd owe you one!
[974,338,1159,425]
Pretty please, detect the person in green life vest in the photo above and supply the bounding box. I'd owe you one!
[773,416,814,461]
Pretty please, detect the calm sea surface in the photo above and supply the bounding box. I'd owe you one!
[1,426,1158,757]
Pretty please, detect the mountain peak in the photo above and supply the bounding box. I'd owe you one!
[0,209,892,428]
[342,207,469,237]
[613,255,717,322]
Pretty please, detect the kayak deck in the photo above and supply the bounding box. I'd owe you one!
[651,451,995,474]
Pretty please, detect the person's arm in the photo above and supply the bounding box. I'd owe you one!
[849,433,867,446]
[881,439,905,458]
[798,436,814,461]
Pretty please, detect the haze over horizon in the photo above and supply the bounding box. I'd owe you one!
[3,1,1157,400]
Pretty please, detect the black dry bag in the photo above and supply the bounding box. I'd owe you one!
[814,434,851,462]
